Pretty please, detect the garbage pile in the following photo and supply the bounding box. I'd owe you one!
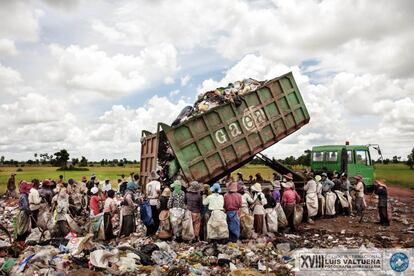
[1,194,413,275]
[172,78,262,126]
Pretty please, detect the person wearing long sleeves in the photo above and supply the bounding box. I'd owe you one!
[119,182,138,237]
[28,179,42,228]
[239,186,254,215]
[145,171,161,235]
[224,182,242,242]
[203,184,224,211]
[304,175,318,223]
[282,184,301,232]
[315,175,325,218]
[168,180,186,239]
[353,175,365,216]
[203,183,228,241]
[250,183,267,235]
[185,181,202,240]
[16,182,32,241]
[271,180,281,203]
[103,190,117,241]
[374,180,390,226]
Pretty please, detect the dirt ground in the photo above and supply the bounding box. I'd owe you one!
[294,186,414,249]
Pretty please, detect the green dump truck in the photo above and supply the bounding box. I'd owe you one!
[140,72,310,188]
[310,143,382,188]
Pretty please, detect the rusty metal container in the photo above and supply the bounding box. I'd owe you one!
[140,72,310,186]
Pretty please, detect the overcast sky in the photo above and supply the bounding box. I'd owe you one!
[0,0,413,161]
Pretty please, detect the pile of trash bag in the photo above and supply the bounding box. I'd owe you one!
[172,78,262,126]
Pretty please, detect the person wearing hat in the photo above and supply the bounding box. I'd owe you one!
[250,183,267,234]
[145,170,161,235]
[185,181,203,240]
[158,187,172,240]
[159,187,171,211]
[282,173,295,190]
[321,173,335,193]
[6,173,17,198]
[239,185,254,215]
[353,175,365,216]
[16,181,32,241]
[373,180,390,226]
[168,180,186,239]
[304,175,318,224]
[28,179,42,228]
[224,182,242,242]
[119,182,138,237]
[52,185,70,238]
[281,182,301,232]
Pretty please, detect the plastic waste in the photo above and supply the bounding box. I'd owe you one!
[1,258,15,273]
[89,249,118,268]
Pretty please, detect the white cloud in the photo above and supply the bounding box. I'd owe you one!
[180,75,191,86]
[0,39,18,56]
[0,63,22,86]
[48,43,179,97]
[198,54,414,158]
[0,1,39,42]
[169,89,180,97]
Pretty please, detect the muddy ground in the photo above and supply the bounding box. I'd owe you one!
[296,186,414,249]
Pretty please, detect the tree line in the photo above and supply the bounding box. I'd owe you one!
[0,149,139,168]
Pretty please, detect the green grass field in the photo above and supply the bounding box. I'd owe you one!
[0,165,140,193]
[373,163,414,189]
[0,163,412,193]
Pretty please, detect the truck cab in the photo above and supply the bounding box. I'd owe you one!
[310,144,375,188]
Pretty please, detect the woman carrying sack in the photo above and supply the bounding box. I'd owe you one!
[250,183,267,235]
[168,180,186,240]
[158,187,172,239]
[185,181,203,241]
[224,182,242,242]
[203,183,228,242]
[119,182,138,238]
[263,188,278,233]
[16,182,32,242]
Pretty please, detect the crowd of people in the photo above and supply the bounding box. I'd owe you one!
[4,169,390,246]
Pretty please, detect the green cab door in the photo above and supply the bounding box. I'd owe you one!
[347,149,374,187]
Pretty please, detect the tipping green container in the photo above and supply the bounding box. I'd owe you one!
[152,72,310,184]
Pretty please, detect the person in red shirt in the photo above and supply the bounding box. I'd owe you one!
[89,187,102,216]
[281,184,301,232]
[224,182,242,242]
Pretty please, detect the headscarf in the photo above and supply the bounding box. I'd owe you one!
[19,181,32,194]
[210,183,221,193]
[171,180,182,195]
[315,175,322,182]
